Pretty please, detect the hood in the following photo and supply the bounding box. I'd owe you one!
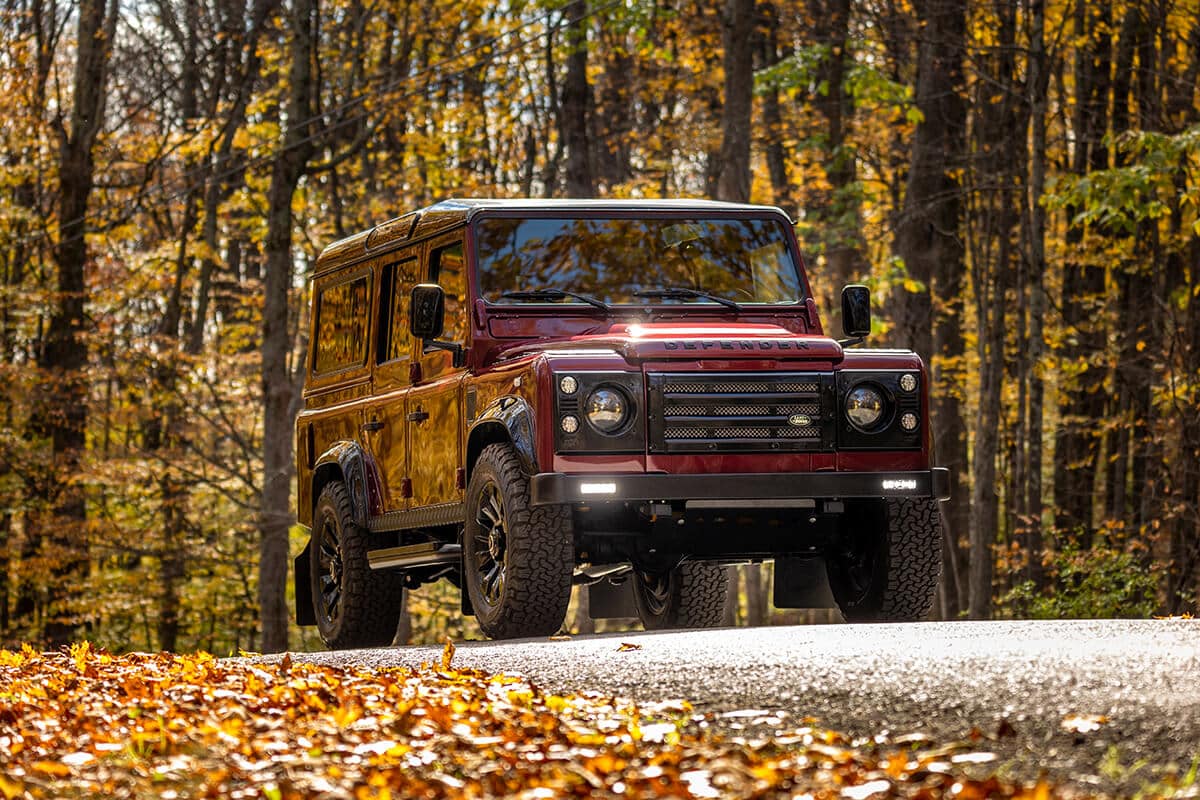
[498,322,845,363]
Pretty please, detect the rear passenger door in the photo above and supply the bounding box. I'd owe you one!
[406,234,468,511]
[363,250,419,513]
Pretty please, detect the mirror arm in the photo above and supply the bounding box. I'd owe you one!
[837,336,865,348]
[425,339,466,367]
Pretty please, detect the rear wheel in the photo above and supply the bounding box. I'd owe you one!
[310,481,405,649]
[464,443,574,639]
[633,562,729,630]
[826,498,942,622]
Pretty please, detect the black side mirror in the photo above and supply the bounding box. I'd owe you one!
[841,284,872,339]
[410,284,445,340]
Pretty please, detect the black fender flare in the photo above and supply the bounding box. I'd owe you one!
[466,396,538,478]
[311,440,376,528]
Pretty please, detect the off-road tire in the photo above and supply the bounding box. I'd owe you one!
[633,562,729,630]
[464,443,573,639]
[310,481,405,649]
[827,498,942,622]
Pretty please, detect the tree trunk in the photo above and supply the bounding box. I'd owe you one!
[715,0,755,203]
[1055,0,1111,543]
[966,0,1024,620]
[1025,0,1048,590]
[188,0,276,355]
[743,565,768,626]
[560,0,595,198]
[260,0,317,654]
[809,0,865,308]
[32,0,118,646]
[758,3,794,218]
[893,0,969,616]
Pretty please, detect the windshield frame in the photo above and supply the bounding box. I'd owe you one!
[469,209,810,312]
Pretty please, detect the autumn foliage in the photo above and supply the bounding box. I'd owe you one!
[1,0,1199,651]
[0,641,1067,799]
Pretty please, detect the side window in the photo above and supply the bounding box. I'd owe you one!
[430,242,466,343]
[378,258,418,363]
[312,273,370,375]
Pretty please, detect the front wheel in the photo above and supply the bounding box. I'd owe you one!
[463,443,574,639]
[826,498,943,622]
[633,562,729,630]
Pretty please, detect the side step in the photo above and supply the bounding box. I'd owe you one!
[367,541,461,571]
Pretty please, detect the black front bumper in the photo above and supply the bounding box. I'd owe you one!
[530,467,951,506]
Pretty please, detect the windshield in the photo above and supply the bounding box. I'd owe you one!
[475,215,803,307]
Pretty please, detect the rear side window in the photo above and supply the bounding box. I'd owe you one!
[379,259,417,363]
[312,273,370,374]
[430,242,466,342]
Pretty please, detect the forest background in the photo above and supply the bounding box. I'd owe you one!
[0,0,1197,654]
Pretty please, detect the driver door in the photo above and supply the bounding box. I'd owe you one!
[406,234,468,511]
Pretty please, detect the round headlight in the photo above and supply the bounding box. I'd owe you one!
[846,385,885,431]
[899,373,917,393]
[559,375,578,395]
[585,387,629,434]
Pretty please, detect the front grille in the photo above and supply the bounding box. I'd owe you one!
[665,380,820,394]
[648,372,835,453]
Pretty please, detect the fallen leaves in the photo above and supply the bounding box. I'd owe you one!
[0,643,1073,799]
[1061,714,1108,735]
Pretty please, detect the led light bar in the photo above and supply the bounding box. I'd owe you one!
[579,482,618,495]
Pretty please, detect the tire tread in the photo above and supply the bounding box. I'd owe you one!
[467,444,573,639]
[314,481,404,649]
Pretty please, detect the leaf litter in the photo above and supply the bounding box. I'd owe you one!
[0,641,1083,798]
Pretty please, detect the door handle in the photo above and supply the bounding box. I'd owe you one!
[406,409,430,423]
[361,420,384,432]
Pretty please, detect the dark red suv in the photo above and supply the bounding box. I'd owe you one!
[294,199,949,647]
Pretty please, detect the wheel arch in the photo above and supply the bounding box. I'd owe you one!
[466,396,537,479]
[310,441,376,528]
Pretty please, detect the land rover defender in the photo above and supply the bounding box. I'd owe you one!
[294,198,949,647]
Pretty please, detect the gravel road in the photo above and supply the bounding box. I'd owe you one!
[284,619,1200,794]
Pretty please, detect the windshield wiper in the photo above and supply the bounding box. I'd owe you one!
[501,288,611,312]
[634,287,742,311]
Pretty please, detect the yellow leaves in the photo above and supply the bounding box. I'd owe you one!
[617,642,642,652]
[0,775,23,800]
[0,644,1059,799]
[0,644,36,668]
[441,638,456,670]
[331,702,363,730]
[30,761,70,777]
[69,640,91,674]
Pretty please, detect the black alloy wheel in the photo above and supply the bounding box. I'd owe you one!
[463,443,573,639]
[315,511,345,628]
[309,480,404,649]
[830,525,882,608]
[635,571,674,619]
[472,480,509,606]
[632,562,729,631]
[826,498,943,622]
